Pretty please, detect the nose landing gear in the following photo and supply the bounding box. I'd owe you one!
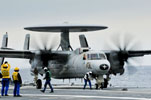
[95,75,110,89]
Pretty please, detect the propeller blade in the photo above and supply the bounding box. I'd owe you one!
[47,35,59,50]
[126,65,137,75]
[107,33,142,75]
[31,34,43,50]
[40,33,50,50]
[110,33,121,51]
[31,33,60,67]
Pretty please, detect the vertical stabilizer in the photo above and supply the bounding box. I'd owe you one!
[79,34,89,47]
[0,33,8,65]
[24,34,30,50]
[2,33,8,48]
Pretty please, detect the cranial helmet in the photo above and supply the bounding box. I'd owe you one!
[3,64,8,68]
[14,67,19,71]
[44,67,48,71]
[89,71,92,74]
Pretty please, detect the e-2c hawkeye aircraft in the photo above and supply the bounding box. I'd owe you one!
[0,24,151,89]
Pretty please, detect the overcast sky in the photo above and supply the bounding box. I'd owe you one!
[0,0,151,68]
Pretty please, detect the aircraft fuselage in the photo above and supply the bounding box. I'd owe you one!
[34,48,110,79]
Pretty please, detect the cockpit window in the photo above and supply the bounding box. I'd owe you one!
[87,53,106,60]
[99,54,106,59]
[91,54,98,60]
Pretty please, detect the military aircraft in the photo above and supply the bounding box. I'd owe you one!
[0,24,151,89]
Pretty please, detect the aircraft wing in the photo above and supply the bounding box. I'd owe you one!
[0,50,34,59]
[127,50,151,57]
[104,50,151,57]
[0,49,69,64]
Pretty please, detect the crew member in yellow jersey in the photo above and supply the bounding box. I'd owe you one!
[12,67,22,97]
[1,62,11,96]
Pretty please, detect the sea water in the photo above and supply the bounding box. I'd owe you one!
[9,66,151,87]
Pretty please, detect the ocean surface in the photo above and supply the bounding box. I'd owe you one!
[9,66,151,88]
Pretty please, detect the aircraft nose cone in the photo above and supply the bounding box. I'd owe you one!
[100,64,109,70]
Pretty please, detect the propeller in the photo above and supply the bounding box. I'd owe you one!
[110,33,140,62]
[107,33,141,75]
[31,33,59,67]
[31,33,58,50]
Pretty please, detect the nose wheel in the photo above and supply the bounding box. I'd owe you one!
[36,79,42,89]
[95,79,108,89]
[95,75,109,89]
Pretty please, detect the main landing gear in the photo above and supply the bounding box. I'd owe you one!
[36,79,42,89]
[33,68,42,89]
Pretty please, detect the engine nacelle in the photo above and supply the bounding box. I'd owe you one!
[107,52,125,75]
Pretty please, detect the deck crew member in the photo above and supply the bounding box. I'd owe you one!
[83,71,93,89]
[1,62,11,96]
[41,67,54,93]
[12,67,22,97]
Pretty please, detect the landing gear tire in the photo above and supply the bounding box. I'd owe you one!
[103,79,108,88]
[95,84,99,89]
[36,79,42,89]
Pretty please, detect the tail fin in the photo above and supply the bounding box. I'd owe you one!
[1,33,8,48]
[79,34,89,47]
[24,34,30,50]
[0,33,8,65]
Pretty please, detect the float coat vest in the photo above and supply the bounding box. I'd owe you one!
[12,72,22,84]
[12,72,19,81]
[1,68,10,78]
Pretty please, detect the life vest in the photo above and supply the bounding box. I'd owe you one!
[1,68,10,78]
[12,72,19,81]
[84,72,93,80]
[44,70,51,80]
[48,71,51,78]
